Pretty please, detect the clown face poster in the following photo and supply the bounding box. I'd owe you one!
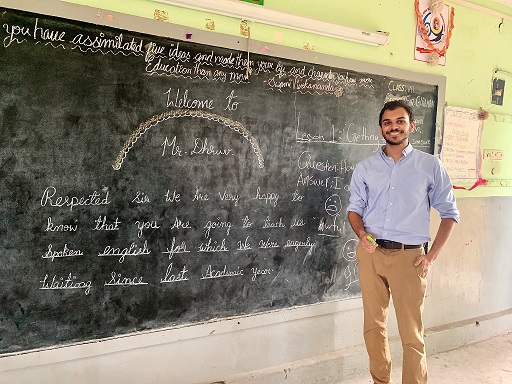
[414,0,452,65]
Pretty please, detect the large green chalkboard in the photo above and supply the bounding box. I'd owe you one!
[0,5,444,354]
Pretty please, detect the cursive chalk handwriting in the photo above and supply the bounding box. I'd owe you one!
[45,217,78,232]
[160,263,189,283]
[93,216,120,231]
[198,238,229,253]
[201,265,244,279]
[105,272,148,286]
[98,241,151,263]
[40,186,110,211]
[162,237,190,259]
[40,273,91,295]
[42,244,83,261]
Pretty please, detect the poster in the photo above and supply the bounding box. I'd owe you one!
[414,0,451,65]
[441,107,483,184]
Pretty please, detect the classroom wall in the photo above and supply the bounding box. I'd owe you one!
[1,0,512,383]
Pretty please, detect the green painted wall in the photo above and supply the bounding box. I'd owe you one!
[62,0,512,197]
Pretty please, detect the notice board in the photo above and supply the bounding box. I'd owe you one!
[0,3,444,354]
[441,106,483,184]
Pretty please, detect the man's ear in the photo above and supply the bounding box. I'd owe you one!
[410,121,416,133]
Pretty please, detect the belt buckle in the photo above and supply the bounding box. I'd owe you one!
[376,239,399,249]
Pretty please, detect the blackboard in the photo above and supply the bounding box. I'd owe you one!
[0,5,444,354]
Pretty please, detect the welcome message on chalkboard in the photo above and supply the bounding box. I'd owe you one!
[0,7,440,354]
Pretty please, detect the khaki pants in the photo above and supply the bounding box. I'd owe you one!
[356,244,428,384]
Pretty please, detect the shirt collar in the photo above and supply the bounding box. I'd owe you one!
[380,143,414,158]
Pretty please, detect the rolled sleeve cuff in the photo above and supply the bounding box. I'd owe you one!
[346,204,364,217]
[440,212,460,223]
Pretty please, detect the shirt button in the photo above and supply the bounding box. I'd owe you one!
[390,203,393,205]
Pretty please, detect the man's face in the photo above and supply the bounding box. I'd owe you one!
[379,107,415,146]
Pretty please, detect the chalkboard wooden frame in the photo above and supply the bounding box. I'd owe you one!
[0,0,446,355]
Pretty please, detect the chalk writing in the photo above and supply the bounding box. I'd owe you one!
[164,189,181,202]
[162,237,191,259]
[144,41,165,62]
[259,238,280,249]
[201,265,244,279]
[193,188,209,201]
[388,80,414,93]
[2,18,66,48]
[161,136,183,157]
[40,273,91,295]
[224,90,240,111]
[298,151,341,173]
[135,220,161,238]
[42,244,83,261]
[45,217,78,232]
[71,32,143,53]
[170,217,192,230]
[291,217,306,228]
[161,263,189,283]
[237,236,252,250]
[242,216,253,228]
[291,190,304,202]
[318,217,344,237]
[251,267,273,281]
[98,241,151,263]
[167,42,191,62]
[198,238,229,252]
[112,110,265,171]
[284,237,315,251]
[218,190,239,206]
[2,22,31,48]
[253,187,280,206]
[164,88,214,110]
[40,186,110,211]
[132,191,151,204]
[297,172,345,191]
[190,138,233,156]
[204,218,232,238]
[93,216,120,231]
[104,272,148,286]
[262,216,285,229]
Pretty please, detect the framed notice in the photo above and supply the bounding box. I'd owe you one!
[441,106,483,184]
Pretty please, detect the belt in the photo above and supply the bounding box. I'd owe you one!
[376,239,423,250]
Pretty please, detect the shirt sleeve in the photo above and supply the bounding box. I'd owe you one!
[429,159,460,223]
[346,163,367,217]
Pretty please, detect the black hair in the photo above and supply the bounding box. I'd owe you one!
[379,100,414,126]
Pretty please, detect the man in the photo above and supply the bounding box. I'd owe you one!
[347,100,459,384]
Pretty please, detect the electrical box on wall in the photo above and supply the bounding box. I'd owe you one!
[491,78,505,105]
[240,0,264,5]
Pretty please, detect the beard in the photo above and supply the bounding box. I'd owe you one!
[383,130,408,146]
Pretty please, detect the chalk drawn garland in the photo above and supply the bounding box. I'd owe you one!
[112,109,265,170]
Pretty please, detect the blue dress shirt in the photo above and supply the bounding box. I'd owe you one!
[347,144,460,244]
